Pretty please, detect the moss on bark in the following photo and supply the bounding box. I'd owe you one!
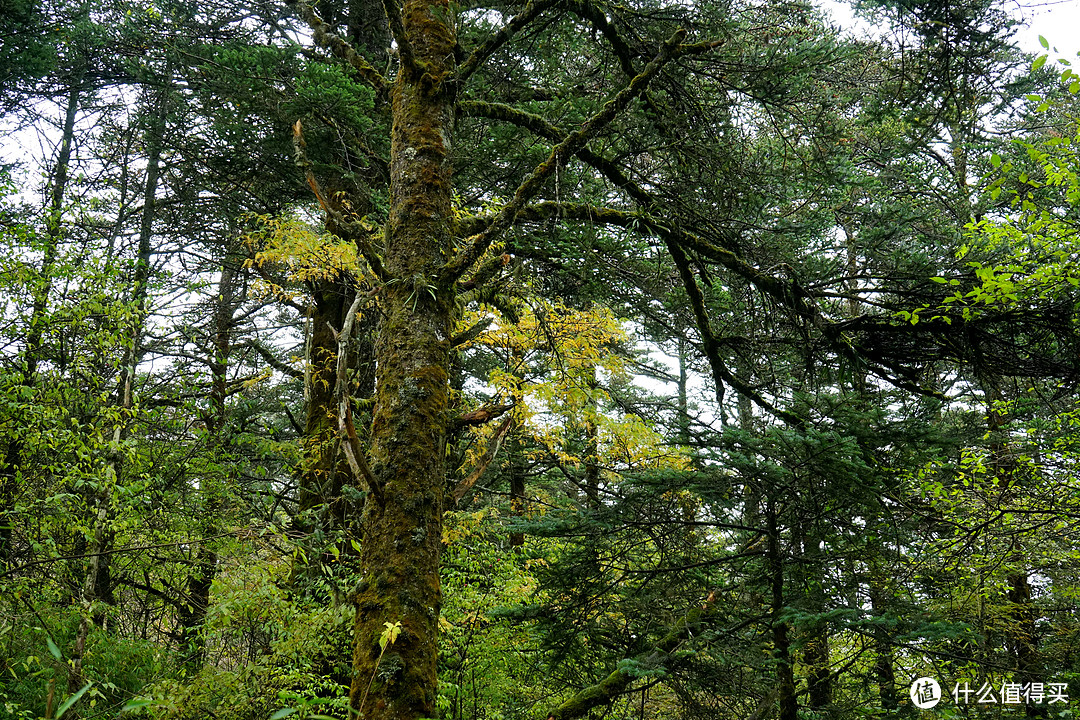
[347,0,456,717]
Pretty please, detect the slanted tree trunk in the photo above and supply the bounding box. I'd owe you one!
[347,2,457,716]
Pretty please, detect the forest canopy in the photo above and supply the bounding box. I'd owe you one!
[2,0,1080,719]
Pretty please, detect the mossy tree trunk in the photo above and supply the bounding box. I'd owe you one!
[347,1,456,717]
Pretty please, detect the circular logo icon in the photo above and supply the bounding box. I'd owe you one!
[910,677,942,709]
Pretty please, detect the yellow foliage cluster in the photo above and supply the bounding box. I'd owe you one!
[459,298,688,478]
[242,213,368,298]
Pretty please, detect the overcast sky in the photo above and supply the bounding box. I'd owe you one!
[820,0,1080,62]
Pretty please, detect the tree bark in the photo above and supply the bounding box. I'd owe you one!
[768,505,797,720]
[347,1,457,717]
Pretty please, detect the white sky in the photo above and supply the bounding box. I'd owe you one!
[819,0,1080,62]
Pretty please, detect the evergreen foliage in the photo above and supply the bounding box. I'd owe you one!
[3,1,1080,719]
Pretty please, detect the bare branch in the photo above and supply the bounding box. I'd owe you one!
[335,293,383,505]
[564,0,637,77]
[667,239,805,426]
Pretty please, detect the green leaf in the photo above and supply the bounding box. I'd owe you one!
[1039,35,1049,49]
[1033,55,1047,71]
[54,683,92,719]
[269,709,297,720]
[990,153,1001,167]
[380,620,403,650]
[121,697,154,712]
[46,636,62,660]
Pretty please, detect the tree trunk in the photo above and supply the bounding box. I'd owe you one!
[177,256,237,672]
[0,80,81,569]
[347,2,456,717]
[801,524,832,711]
[768,505,797,720]
[69,84,166,694]
[583,364,600,509]
[869,555,897,712]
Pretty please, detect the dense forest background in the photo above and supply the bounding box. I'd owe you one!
[3,0,1080,718]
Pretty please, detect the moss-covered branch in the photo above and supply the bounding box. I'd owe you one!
[545,593,719,720]
[287,0,388,93]
[440,28,685,283]
[381,0,419,76]
[450,414,513,505]
[292,120,388,281]
[457,0,562,84]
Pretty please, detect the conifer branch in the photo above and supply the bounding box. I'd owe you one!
[457,0,563,84]
[441,28,685,283]
[287,0,388,93]
[242,340,304,380]
[667,240,805,426]
[545,591,721,720]
[564,0,637,77]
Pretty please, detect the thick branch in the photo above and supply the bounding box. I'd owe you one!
[381,0,419,75]
[457,0,562,84]
[292,121,388,280]
[452,402,514,429]
[244,340,303,379]
[564,0,637,77]
[288,0,388,93]
[451,415,513,505]
[545,592,719,720]
[667,240,804,426]
[450,316,493,347]
[440,28,686,283]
